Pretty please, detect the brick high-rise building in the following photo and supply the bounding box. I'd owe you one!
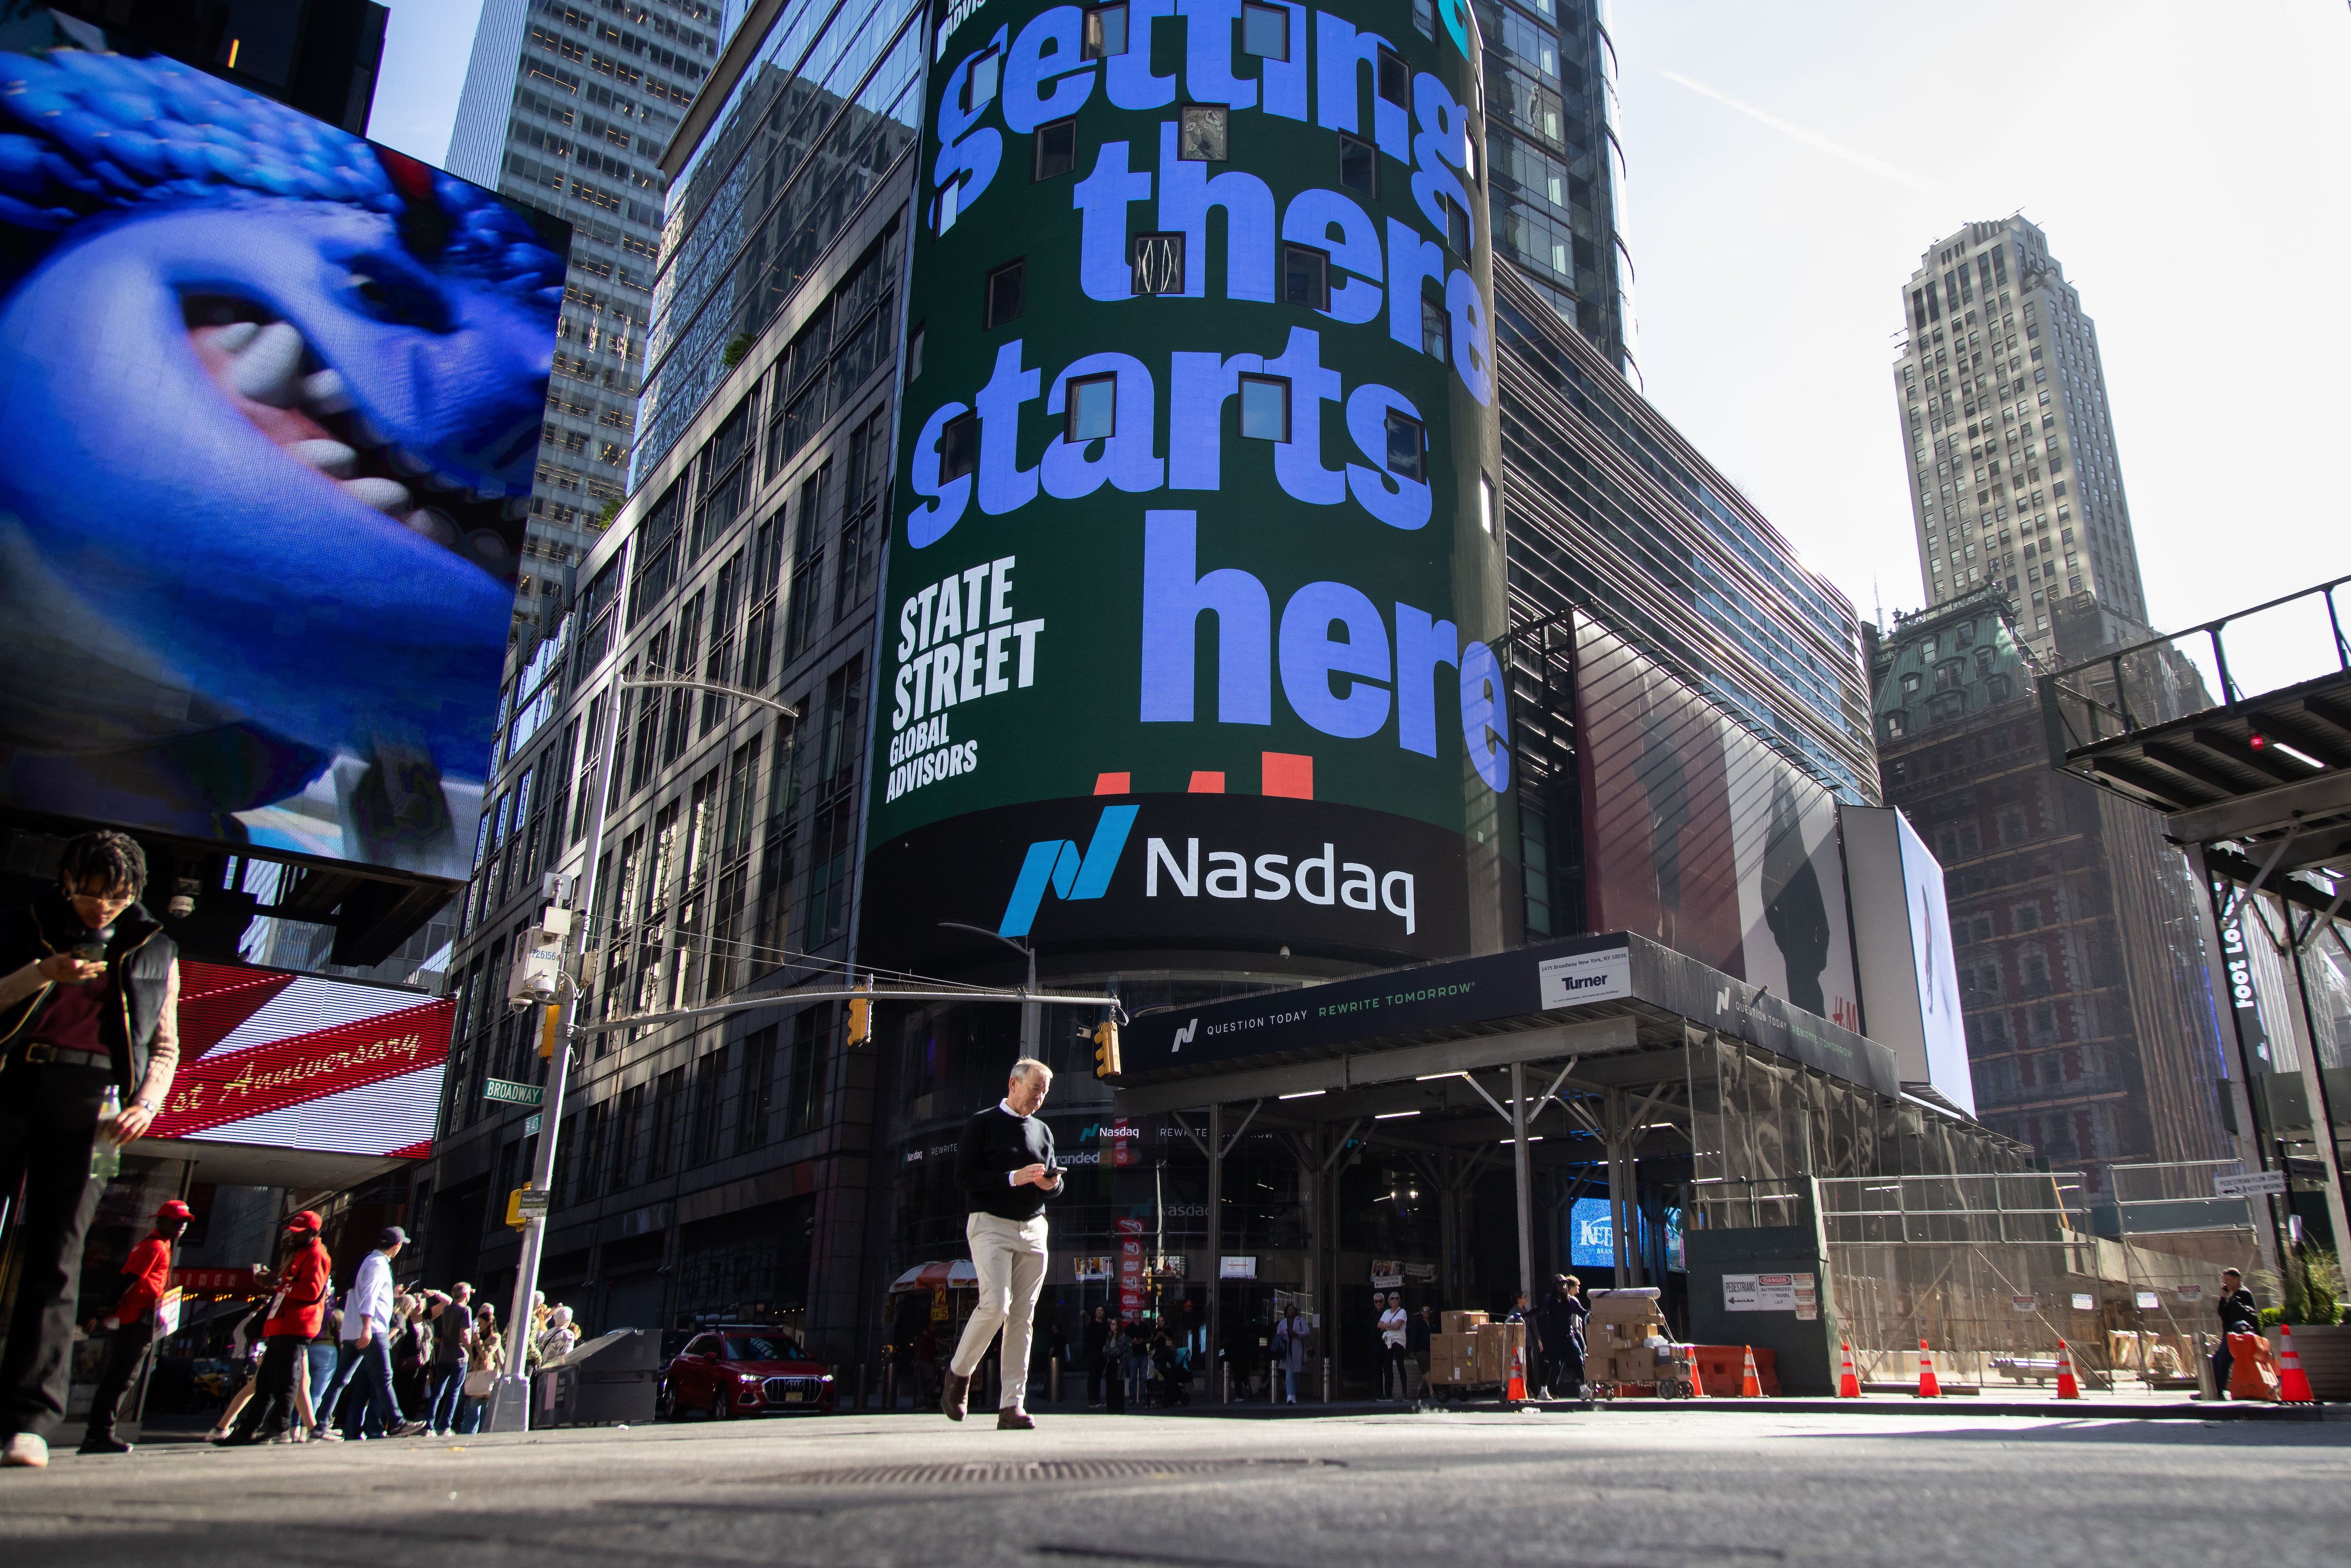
[1869,591,2233,1194]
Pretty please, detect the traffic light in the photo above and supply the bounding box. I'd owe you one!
[1091,1016,1122,1080]
[846,980,872,1047]
[538,1001,561,1059]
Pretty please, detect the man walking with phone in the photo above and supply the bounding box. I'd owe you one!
[943,1058,1061,1430]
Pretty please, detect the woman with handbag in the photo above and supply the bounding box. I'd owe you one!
[455,1304,504,1434]
[205,1303,268,1442]
[390,1294,433,1419]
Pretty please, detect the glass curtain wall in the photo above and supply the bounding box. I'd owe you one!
[636,0,924,475]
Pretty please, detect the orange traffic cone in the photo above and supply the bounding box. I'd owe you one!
[1915,1339,1942,1398]
[1505,1342,1527,1403]
[2054,1339,2081,1400]
[1739,1345,1763,1397]
[1837,1341,1862,1399]
[2277,1325,2317,1404]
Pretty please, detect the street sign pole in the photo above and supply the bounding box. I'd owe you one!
[486,638,802,1434]
[483,682,613,1434]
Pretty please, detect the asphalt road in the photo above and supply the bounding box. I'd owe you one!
[3,1407,2343,1568]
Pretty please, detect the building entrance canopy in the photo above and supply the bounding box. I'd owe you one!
[1114,935,1968,1392]
[1120,934,1898,1109]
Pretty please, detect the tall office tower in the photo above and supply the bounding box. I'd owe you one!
[1480,0,1633,375]
[1895,218,2152,663]
[445,0,723,645]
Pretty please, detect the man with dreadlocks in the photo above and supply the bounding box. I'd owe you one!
[0,830,181,1469]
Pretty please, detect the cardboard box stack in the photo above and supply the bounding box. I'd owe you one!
[1586,1287,1679,1388]
[1422,1312,1528,1388]
[1473,1319,1527,1386]
[1427,1310,1487,1385]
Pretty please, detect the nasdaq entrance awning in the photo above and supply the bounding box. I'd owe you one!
[1116,934,1904,1364]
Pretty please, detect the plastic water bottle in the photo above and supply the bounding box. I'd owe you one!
[91,1085,122,1181]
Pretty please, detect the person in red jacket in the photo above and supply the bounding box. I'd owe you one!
[223,1211,332,1445]
[76,1198,193,1454]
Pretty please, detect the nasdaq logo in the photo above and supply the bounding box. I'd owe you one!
[997,805,1139,938]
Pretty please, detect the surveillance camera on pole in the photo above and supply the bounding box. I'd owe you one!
[505,905,571,1013]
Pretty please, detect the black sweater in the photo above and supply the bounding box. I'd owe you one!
[955,1104,1058,1221]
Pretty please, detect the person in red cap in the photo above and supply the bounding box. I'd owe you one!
[223,1211,333,1445]
[75,1198,194,1453]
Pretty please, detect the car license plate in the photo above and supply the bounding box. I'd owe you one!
[784,1389,805,1403]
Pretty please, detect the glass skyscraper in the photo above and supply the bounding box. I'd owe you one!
[447,0,725,644]
[1478,0,1633,375]
[414,0,1878,1380]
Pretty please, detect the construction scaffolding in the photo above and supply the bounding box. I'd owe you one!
[1703,1161,2260,1393]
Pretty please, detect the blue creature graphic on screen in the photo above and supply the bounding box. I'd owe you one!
[0,45,566,876]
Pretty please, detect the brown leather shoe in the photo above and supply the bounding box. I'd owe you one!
[940,1370,970,1421]
[996,1408,1035,1430]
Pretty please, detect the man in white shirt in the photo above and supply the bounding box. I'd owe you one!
[323,1228,426,1439]
[1378,1292,1410,1400]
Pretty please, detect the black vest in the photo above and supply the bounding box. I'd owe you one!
[0,892,176,1095]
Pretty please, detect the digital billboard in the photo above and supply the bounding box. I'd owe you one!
[1568,1197,1683,1273]
[1579,623,1860,1031]
[148,959,452,1158]
[860,0,1513,972]
[1840,804,1971,1111]
[0,27,568,881]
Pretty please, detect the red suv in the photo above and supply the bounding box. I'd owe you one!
[660,1327,836,1419]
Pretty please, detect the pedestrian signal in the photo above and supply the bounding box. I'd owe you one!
[1091,1016,1122,1080]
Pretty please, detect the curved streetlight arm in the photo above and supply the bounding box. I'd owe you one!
[938,922,1045,1055]
[619,674,799,719]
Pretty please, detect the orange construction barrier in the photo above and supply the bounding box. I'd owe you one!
[1738,1345,1763,1398]
[1915,1339,1942,1398]
[2226,1332,2280,1402]
[2276,1325,2317,1405]
[1837,1341,1861,1399]
[1505,1342,1527,1403]
[2054,1339,2081,1400]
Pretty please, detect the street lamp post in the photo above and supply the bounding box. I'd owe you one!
[939,922,1039,1058]
[485,669,797,1433]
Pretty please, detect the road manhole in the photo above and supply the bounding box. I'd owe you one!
[790,1458,1328,1486]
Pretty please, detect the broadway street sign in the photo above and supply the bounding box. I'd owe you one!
[484,1077,544,1107]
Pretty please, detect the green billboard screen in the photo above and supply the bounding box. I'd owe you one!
[864,0,1513,969]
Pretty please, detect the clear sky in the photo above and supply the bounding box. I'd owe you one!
[371,0,2351,686]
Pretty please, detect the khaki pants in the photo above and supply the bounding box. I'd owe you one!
[950,1212,1049,1410]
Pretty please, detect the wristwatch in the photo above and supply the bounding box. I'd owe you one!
[135,1099,161,1114]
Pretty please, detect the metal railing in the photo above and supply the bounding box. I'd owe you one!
[2039,572,2351,756]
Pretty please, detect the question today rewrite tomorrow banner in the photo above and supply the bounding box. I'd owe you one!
[148,960,452,1159]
